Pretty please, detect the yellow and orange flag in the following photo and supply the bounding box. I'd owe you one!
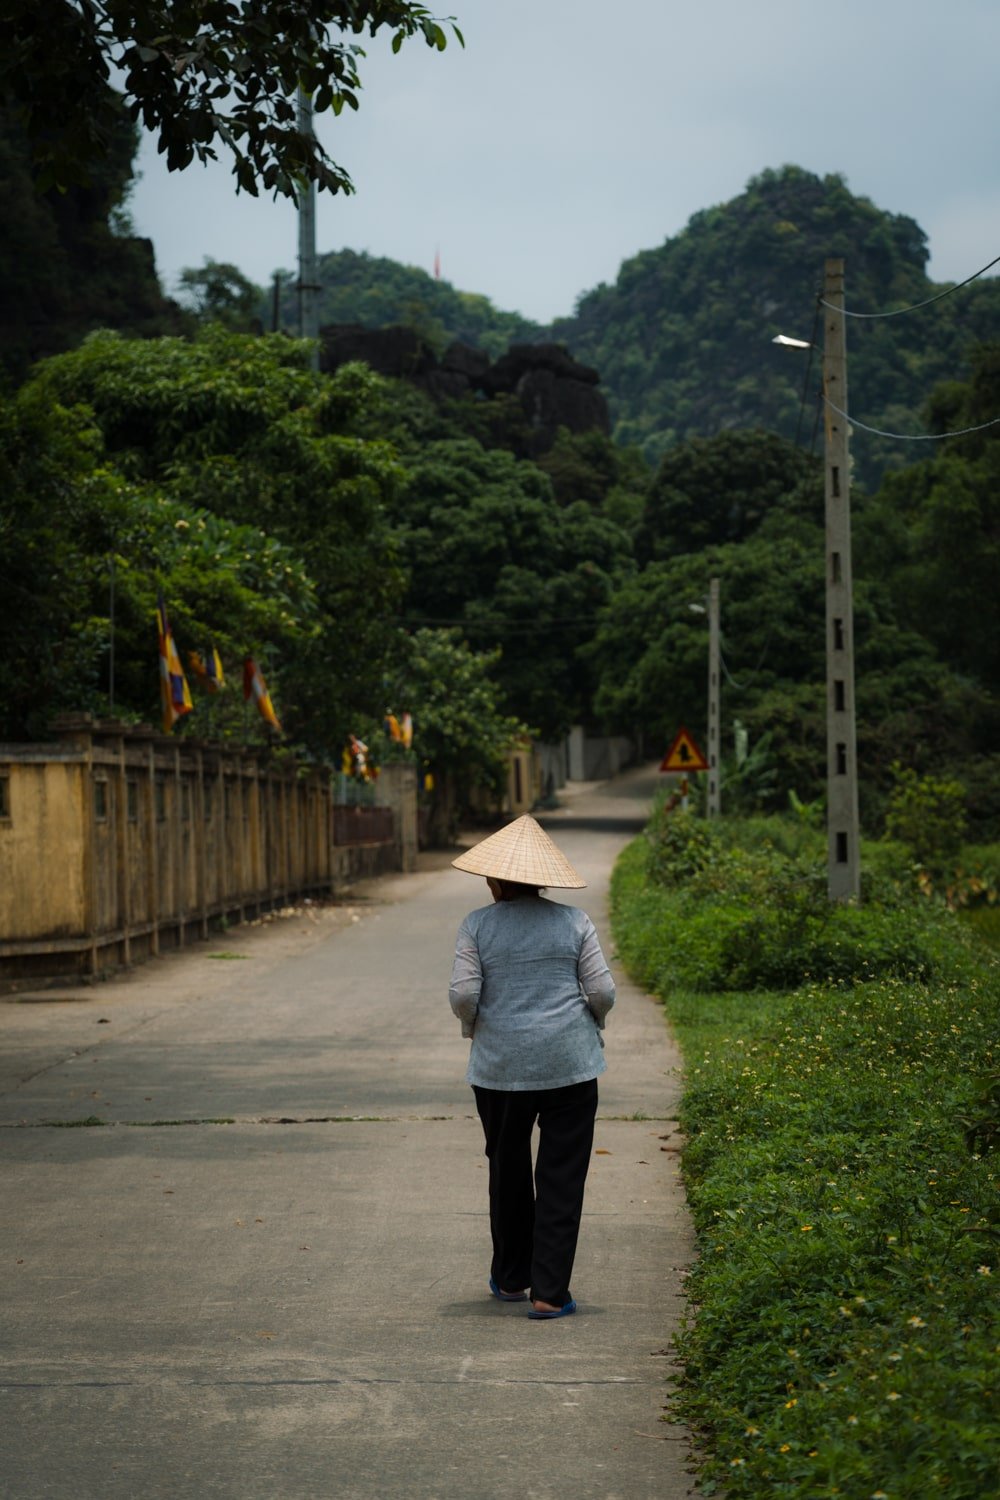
[242,657,281,733]
[189,645,225,693]
[157,597,193,733]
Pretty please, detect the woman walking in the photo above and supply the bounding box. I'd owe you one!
[448,815,615,1319]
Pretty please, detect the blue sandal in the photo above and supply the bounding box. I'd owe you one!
[528,1299,577,1320]
[489,1276,528,1302]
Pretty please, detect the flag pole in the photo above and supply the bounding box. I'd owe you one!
[108,553,116,716]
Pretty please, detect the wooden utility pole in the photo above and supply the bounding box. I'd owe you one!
[823,259,861,901]
[706,576,721,819]
[296,89,320,371]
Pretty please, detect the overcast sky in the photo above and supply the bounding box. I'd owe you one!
[128,0,1000,325]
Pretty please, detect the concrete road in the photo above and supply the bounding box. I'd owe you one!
[0,766,697,1500]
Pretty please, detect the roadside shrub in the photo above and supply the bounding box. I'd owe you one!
[617,815,948,993]
[611,817,1000,1499]
[645,797,722,886]
[885,762,967,873]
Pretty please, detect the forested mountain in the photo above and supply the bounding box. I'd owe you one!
[262,168,1000,491]
[268,248,543,358]
[551,167,1000,487]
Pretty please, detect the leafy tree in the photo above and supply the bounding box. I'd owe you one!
[586,469,994,824]
[862,343,1000,689]
[178,259,264,332]
[387,628,527,843]
[637,429,821,563]
[2,2,462,196]
[586,523,826,776]
[387,437,633,737]
[0,380,317,740]
[884,763,968,873]
[23,329,406,752]
[533,426,649,512]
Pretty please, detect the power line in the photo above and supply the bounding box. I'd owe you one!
[718,649,745,690]
[403,615,612,636]
[819,250,1000,320]
[824,395,1000,442]
[719,626,773,692]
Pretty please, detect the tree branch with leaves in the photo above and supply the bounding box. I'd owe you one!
[2,1,462,195]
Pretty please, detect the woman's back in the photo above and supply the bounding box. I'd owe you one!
[450,896,614,1090]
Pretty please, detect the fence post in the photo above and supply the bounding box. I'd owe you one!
[376,763,418,873]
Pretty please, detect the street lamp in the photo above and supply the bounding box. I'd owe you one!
[774,258,860,902]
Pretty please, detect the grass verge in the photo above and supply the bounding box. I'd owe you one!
[610,824,999,1499]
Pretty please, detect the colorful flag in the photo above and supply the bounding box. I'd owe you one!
[384,712,402,742]
[348,732,370,779]
[157,597,193,734]
[400,712,413,749]
[243,657,282,733]
[188,645,225,693]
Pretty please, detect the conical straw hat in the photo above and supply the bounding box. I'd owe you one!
[451,814,586,888]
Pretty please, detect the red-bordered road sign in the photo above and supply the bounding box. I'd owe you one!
[659,726,708,773]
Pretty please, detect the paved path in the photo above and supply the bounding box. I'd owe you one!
[0,766,696,1500]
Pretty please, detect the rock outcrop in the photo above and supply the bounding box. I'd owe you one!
[319,325,609,453]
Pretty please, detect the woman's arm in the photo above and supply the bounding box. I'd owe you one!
[578,918,616,1027]
[449,917,483,1038]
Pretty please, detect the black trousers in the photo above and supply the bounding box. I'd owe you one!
[473,1078,598,1308]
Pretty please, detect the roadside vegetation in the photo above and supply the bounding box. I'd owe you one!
[610,799,999,1498]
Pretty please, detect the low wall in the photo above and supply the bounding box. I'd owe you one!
[0,716,404,985]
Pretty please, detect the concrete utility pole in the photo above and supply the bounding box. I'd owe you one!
[823,259,861,901]
[706,576,721,819]
[296,88,320,372]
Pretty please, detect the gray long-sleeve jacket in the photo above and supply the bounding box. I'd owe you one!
[448,896,616,1091]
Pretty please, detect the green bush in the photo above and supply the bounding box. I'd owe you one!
[614,815,947,994]
[885,763,968,873]
[611,818,1000,1500]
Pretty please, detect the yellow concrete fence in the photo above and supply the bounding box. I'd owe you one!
[0,716,416,986]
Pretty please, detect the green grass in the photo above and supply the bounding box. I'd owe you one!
[960,906,1000,951]
[611,824,1000,1499]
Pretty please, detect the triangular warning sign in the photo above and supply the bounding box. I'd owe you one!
[659,726,708,773]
